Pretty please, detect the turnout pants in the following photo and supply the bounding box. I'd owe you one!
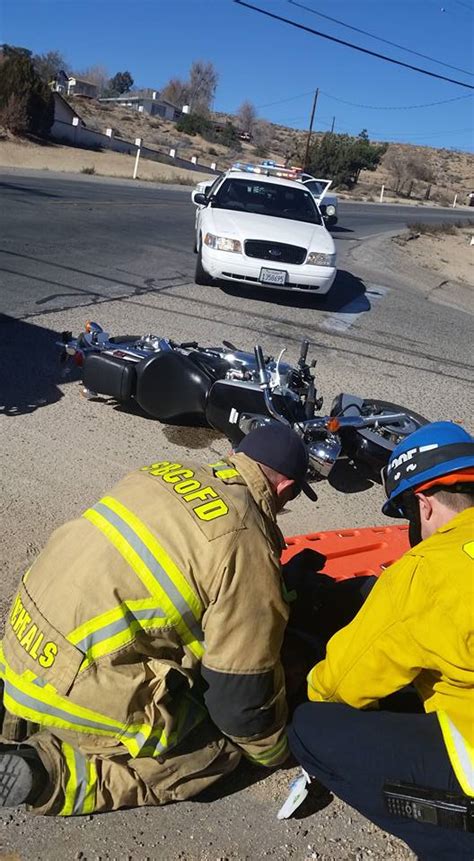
[24,721,240,815]
[288,703,474,861]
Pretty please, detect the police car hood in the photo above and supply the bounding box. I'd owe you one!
[207,210,335,252]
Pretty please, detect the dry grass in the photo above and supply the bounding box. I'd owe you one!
[407,219,474,235]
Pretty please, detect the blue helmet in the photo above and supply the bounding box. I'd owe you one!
[382,421,474,518]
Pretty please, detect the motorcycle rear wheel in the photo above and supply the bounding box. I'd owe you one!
[349,399,429,479]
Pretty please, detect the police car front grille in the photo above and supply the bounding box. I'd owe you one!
[244,240,306,265]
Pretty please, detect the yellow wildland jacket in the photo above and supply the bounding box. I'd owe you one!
[307,507,474,796]
[1,452,289,774]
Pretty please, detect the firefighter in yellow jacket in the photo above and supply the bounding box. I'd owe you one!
[288,421,474,861]
[0,423,318,815]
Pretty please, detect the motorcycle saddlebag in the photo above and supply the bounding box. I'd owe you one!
[83,352,137,402]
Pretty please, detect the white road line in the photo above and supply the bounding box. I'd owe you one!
[322,284,389,333]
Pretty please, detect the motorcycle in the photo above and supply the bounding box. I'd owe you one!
[59,322,428,483]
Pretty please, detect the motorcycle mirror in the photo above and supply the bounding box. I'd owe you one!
[298,339,310,368]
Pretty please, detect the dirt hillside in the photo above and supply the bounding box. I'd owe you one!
[62,97,474,204]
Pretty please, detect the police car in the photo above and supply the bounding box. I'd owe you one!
[300,174,338,226]
[191,162,337,294]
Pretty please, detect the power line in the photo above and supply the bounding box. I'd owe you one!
[256,89,314,109]
[452,0,474,11]
[233,0,474,90]
[256,88,473,112]
[289,0,474,78]
[318,91,474,110]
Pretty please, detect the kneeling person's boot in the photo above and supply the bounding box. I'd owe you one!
[0,745,48,807]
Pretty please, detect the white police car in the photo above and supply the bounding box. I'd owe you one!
[191,162,337,294]
[300,174,338,226]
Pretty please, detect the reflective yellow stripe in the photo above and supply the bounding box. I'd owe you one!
[60,742,98,816]
[438,711,474,797]
[139,693,207,758]
[68,599,171,673]
[61,741,77,816]
[83,497,204,659]
[209,461,240,481]
[245,734,289,766]
[103,496,202,622]
[78,617,170,673]
[69,599,161,647]
[3,659,127,738]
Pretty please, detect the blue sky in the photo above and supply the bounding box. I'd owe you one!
[1,0,473,151]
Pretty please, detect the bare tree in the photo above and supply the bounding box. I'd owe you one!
[237,100,257,134]
[33,50,69,83]
[160,77,189,109]
[187,60,218,113]
[252,120,272,156]
[76,64,109,96]
[384,148,435,196]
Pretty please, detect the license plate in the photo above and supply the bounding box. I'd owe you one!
[260,267,288,285]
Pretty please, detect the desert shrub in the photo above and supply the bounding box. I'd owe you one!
[81,166,96,175]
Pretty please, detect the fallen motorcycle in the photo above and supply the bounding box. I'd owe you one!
[59,323,428,483]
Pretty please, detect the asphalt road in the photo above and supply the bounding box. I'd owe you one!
[0,170,473,861]
[0,169,472,318]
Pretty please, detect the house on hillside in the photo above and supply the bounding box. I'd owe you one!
[99,89,181,121]
[50,71,98,99]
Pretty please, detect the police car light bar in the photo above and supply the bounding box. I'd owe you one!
[230,161,303,180]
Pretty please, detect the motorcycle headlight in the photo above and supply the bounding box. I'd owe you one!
[204,233,242,253]
[326,205,336,216]
[306,252,336,267]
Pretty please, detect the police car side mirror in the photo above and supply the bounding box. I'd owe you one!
[193,192,208,206]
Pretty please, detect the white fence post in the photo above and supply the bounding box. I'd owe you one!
[379,184,385,203]
[105,128,113,138]
[211,162,217,171]
[452,194,458,208]
[191,156,197,165]
[72,116,79,145]
[133,138,142,180]
[169,148,176,158]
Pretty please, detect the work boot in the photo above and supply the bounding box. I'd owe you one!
[0,745,48,807]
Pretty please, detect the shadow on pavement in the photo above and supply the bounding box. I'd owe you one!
[217,270,368,313]
[329,224,354,234]
[327,459,376,494]
[0,314,69,416]
[0,181,62,199]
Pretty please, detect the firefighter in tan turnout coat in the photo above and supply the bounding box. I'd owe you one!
[0,424,317,815]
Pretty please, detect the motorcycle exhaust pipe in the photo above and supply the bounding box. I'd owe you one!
[254,346,291,427]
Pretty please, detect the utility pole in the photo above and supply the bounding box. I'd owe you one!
[330,115,335,133]
[303,88,319,171]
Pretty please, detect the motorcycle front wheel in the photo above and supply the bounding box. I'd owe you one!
[345,399,429,479]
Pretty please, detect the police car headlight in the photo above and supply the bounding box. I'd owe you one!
[204,233,242,253]
[306,252,336,267]
[326,205,336,216]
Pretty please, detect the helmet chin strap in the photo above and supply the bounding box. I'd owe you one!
[409,510,422,548]
[400,492,423,547]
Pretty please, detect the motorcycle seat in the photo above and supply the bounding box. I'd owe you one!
[135,351,211,422]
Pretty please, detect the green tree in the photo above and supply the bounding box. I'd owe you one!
[176,111,211,137]
[108,70,134,95]
[306,131,387,189]
[0,44,54,136]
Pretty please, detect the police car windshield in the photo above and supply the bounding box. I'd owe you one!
[212,178,323,225]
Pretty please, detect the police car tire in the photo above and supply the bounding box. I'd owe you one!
[195,246,213,286]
